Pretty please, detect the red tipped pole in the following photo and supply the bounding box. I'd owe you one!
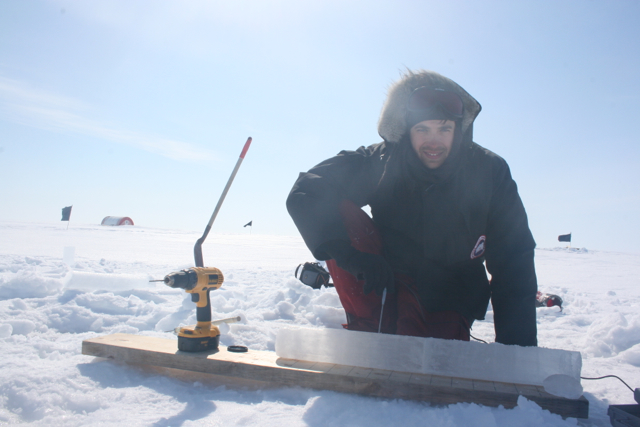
[194,137,252,267]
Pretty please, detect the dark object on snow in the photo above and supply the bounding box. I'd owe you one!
[295,262,333,289]
[101,216,134,226]
[609,404,640,427]
[558,233,572,242]
[609,389,640,427]
[61,206,72,221]
[227,345,248,353]
[244,221,252,227]
[536,291,563,310]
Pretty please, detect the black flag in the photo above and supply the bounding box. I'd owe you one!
[558,233,571,242]
[243,221,253,227]
[61,206,73,221]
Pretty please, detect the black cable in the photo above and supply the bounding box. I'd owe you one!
[581,375,634,392]
[470,334,488,344]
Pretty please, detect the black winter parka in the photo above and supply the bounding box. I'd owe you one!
[287,138,538,347]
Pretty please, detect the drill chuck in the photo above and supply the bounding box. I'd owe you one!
[163,267,224,291]
[163,269,197,290]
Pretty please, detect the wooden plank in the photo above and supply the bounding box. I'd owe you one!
[389,372,412,383]
[409,373,432,386]
[309,362,335,373]
[81,333,589,419]
[473,380,496,392]
[494,381,518,394]
[327,364,354,376]
[348,367,373,378]
[431,375,452,387]
[452,378,474,390]
[515,383,542,398]
[369,369,392,381]
[291,360,316,370]
[276,358,297,368]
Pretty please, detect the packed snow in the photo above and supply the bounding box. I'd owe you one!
[1,221,639,426]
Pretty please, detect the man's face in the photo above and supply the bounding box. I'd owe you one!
[409,119,456,169]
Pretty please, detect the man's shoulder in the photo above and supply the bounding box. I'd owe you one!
[336,141,389,158]
[467,142,510,170]
[328,142,392,174]
[306,141,391,178]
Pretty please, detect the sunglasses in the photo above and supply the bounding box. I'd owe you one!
[407,87,464,118]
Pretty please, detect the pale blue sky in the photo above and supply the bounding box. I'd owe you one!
[1,0,639,253]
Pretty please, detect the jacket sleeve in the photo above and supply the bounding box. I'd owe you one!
[286,145,382,260]
[484,158,538,347]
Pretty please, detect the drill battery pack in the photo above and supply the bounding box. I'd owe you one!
[178,334,220,352]
[177,324,221,352]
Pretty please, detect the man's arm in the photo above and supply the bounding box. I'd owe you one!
[286,145,382,260]
[484,159,538,347]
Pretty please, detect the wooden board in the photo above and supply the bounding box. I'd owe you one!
[82,333,589,419]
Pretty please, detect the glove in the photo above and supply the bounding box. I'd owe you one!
[343,251,396,296]
[321,240,395,296]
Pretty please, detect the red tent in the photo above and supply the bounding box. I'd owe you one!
[101,216,134,226]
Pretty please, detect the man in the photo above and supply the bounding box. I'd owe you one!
[286,70,537,347]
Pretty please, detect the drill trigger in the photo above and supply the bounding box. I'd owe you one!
[191,293,200,303]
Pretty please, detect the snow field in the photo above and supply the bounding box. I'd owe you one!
[1,221,639,425]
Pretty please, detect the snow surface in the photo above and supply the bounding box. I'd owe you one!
[1,221,639,426]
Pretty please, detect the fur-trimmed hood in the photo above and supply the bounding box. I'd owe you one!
[378,70,482,144]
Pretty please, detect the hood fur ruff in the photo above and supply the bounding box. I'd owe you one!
[378,70,482,144]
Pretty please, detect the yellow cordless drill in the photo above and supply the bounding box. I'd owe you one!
[159,267,224,352]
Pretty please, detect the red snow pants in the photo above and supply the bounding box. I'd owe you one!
[325,200,470,341]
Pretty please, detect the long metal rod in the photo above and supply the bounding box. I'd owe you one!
[211,315,241,326]
[194,137,252,267]
[378,288,387,333]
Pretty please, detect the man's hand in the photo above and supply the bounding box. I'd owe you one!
[321,240,395,296]
[340,251,396,296]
